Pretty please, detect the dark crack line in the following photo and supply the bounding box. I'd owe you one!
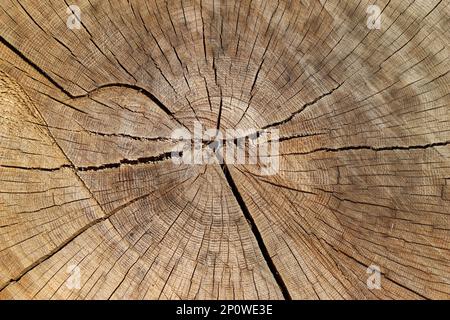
[0,35,74,98]
[236,57,266,126]
[0,183,167,292]
[72,129,173,142]
[216,87,223,131]
[0,212,108,292]
[220,164,292,300]
[76,151,173,171]
[0,151,174,172]
[0,163,73,172]
[77,83,186,128]
[281,141,450,156]
[277,131,328,142]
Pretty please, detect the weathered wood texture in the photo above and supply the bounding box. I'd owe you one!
[0,0,449,299]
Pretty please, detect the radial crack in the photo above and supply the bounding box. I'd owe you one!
[262,83,343,129]
[0,151,175,172]
[282,141,450,156]
[0,36,186,129]
[220,164,292,300]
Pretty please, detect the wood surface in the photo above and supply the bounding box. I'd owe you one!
[0,0,449,299]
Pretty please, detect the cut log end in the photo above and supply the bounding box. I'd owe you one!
[0,0,449,300]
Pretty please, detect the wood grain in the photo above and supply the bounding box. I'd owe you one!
[0,0,449,299]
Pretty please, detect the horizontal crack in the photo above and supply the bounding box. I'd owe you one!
[262,83,342,129]
[81,130,173,142]
[0,151,174,172]
[221,164,292,300]
[277,131,327,142]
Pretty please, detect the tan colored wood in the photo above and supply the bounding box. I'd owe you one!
[0,0,449,299]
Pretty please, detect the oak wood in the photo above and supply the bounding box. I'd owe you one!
[0,0,449,299]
